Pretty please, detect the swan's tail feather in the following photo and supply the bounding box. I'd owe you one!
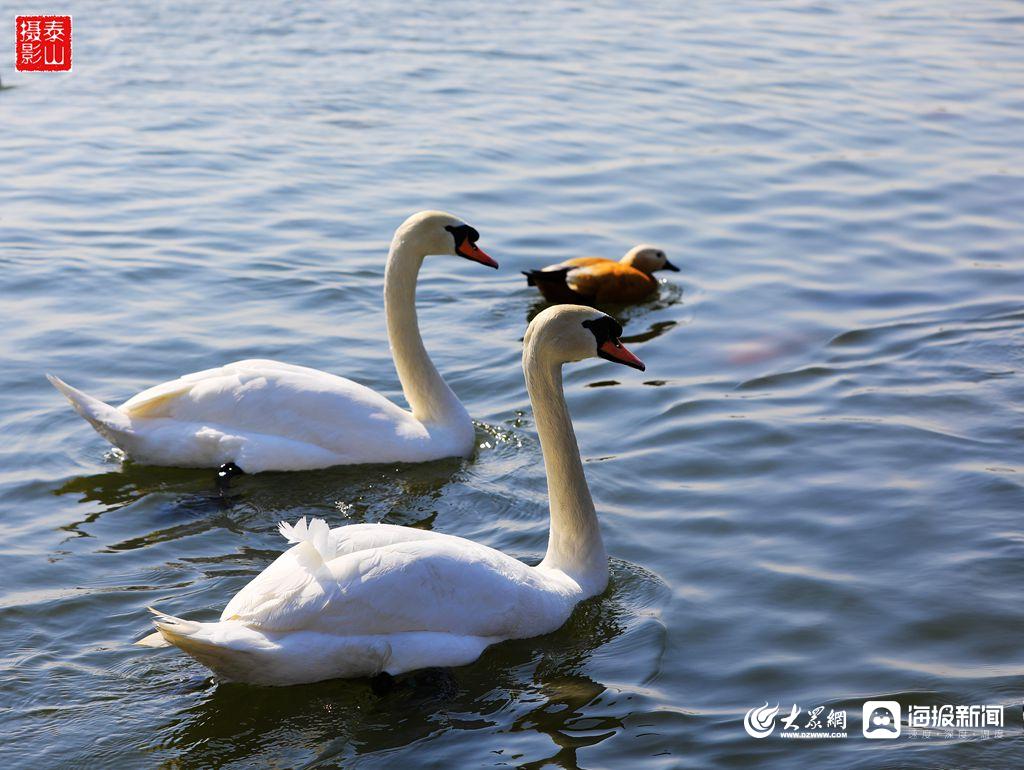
[148,606,216,654]
[148,606,202,637]
[144,607,258,681]
[278,516,334,561]
[47,374,134,448]
[135,630,172,648]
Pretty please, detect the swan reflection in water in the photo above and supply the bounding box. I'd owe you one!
[50,455,468,550]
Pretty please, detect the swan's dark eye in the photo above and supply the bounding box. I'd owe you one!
[582,316,624,348]
[445,224,479,249]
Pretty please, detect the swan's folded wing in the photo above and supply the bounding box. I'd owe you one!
[329,522,451,558]
[219,519,408,628]
[220,541,334,628]
[315,538,572,639]
[121,360,319,416]
[120,376,207,419]
[223,537,571,640]
[119,360,425,449]
[119,362,277,419]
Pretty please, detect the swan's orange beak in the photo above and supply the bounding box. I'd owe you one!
[598,340,646,371]
[457,240,499,269]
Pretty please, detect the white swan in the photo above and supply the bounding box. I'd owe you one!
[48,211,499,472]
[139,305,647,685]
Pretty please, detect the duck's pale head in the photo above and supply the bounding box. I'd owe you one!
[526,305,645,371]
[396,210,498,268]
[622,245,678,274]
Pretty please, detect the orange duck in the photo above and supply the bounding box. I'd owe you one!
[523,245,678,305]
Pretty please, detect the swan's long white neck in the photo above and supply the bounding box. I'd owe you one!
[384,228,470,429]
[524,339,608,597]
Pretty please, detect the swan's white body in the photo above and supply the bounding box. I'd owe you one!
[144,519,580,684]
[143,306,638,685]
[49,211,490,473]
[49,359,469,472]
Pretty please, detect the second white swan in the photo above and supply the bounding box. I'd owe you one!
[140,304,646,685]
[48,210,498,472]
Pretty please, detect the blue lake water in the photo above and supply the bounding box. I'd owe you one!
[2,1,1024,766]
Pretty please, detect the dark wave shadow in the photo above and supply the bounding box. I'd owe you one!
[621,319,678,344]
[53,465,213,511]
[50,454,470,548]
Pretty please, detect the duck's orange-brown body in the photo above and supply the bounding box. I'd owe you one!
[523,245,676,305]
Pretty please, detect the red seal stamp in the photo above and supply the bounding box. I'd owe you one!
[15,15,72,72]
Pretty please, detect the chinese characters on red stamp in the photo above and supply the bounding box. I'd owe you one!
[15,15,72,72]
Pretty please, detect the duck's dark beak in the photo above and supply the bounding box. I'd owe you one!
[662,260,680,272]
[457,240,499,269]
[597,339,646,371]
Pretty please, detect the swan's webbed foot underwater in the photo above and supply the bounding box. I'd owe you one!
[216,462,245,492]
[369,668,458,699]
[370,671,395,696]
